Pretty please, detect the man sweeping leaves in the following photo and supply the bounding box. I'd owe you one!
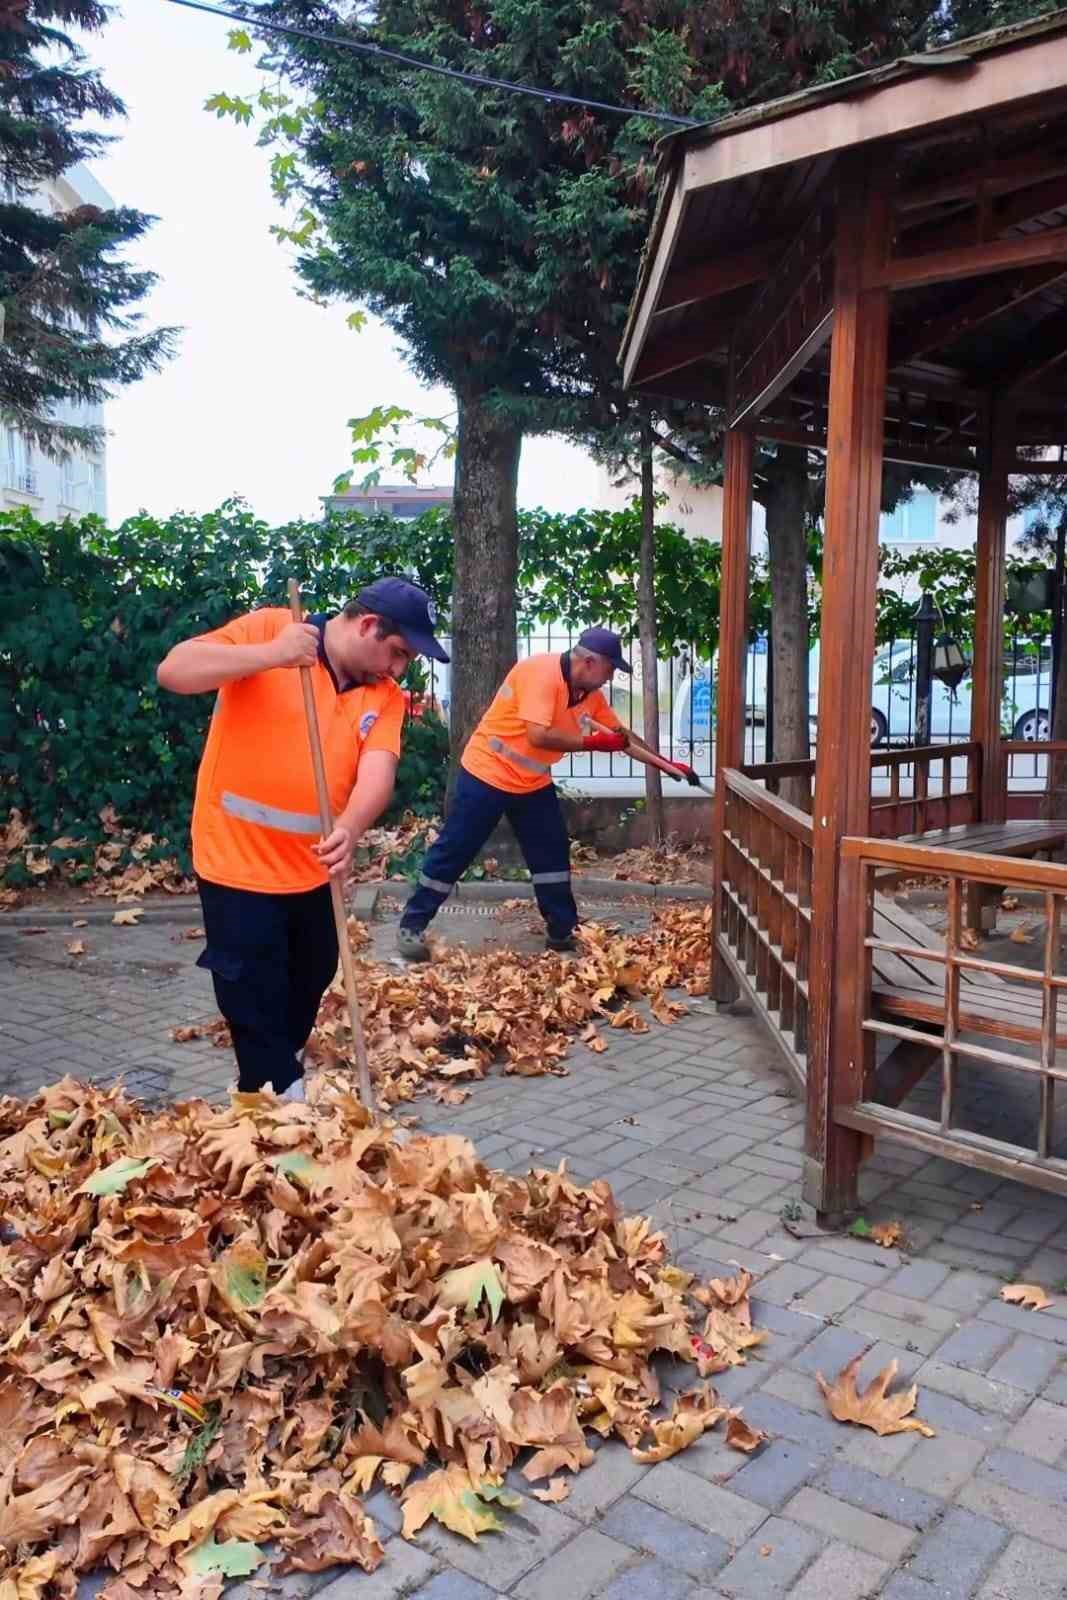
[398,628,699,959]
[158,578,448,1099]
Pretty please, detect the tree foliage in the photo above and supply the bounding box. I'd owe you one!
[0,1,175,455]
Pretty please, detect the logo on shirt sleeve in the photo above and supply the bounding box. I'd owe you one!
[359,710,379,738]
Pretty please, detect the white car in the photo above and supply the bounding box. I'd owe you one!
[671,638,1053,750]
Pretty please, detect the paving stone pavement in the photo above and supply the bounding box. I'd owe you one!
[5,891,1067,1600]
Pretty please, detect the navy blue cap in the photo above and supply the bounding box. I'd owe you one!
[577,627,631,674]
[357,577,450,662]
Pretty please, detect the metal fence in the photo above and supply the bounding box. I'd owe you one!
[419,624,1055,797]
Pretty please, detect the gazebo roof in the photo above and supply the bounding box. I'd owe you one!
[621,11,1067,467]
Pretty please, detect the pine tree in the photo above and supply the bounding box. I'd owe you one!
[0,1,174,458]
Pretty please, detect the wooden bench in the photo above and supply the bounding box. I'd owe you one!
[890,820,1067,930]
[868,895,1052,1109]
[872,975,1059,1050]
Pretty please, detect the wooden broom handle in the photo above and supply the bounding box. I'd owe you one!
[288,580,376,1117]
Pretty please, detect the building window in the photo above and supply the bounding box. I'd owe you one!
[5,428,37,496]
[60,453,80,507]
[880,490,936,543]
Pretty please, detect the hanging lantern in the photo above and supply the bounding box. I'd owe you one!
[932,632,969,691]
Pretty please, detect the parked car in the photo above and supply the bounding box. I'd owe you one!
[672,640,1052,750]
[840,640,1053,746]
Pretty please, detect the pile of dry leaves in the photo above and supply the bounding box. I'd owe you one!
[312,908,712,1108]
[1,810,193,909]
[0,1077,767,1600]
[571,840,711,887]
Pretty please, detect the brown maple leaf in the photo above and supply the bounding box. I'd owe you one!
[1000,1282,1052,1311]
[817,1356,935,1437]
[632,1387,726,1463]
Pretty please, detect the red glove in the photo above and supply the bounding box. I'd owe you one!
[583,731,627,753]
[668,761,702,787]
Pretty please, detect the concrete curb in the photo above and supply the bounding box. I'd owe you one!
[375,876,711,904]
[0,877,710,929]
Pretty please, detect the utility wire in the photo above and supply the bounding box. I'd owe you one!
[166,0,701,128]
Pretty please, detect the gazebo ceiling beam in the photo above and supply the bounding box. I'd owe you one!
[656,242,785,314]
[876,225,1067,291]
[903,173,1067,256]
[891,264,1067,366]
[896,148,1067,217]
[630,324,734,385]
[1001,308,1067,390]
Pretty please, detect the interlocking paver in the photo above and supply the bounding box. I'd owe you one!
[727,1441,826,1510]
[977,1534,1067,1599]
[815,1462,942,1530]
[978,1446,1067,1505]
[714,1517,821,1595]
[599,1495,733,1578]
[783,1486,915,1562]
[409,1574,498,1600]
[986,1334,1063,1394]
[1005,1397,1067,1463]
[905,1508,1009,1598]
[911,1360,1028,1418]
[598,1557,695,1600]
[894,1431,988,1499]
[933,1322,1013,1373]
[631,1460,767,1544]
[786,1542,889,1600]
[513,1529,632,1600]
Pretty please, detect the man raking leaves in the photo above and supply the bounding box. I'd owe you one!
[397,628,702,959]
[158,578,449,1101]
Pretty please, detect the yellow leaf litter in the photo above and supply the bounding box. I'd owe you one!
[308,906,712,1108]
[0,1076,764,1600]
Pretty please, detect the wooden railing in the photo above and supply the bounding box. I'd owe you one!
[719,768,813,1084]
[834,835,1067,1195]
[869,742,980,835]
[740,744,981,835]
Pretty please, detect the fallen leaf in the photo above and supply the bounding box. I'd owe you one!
[1000,1283,1052,1311]
[960,928,980,950]
[401,1467,520,1542]
[760,1544,773,1558]
[726,1414,769,1453]
[817,1356,935,1437]
[79,1156,157,1196]
[871,1221,903,1249]
[72,918,88,928]
[66,939,86,957]
[183,1538,265,1577]
[632,1387,726,1463]
[533,1477,571,1503]
[437,1259,506,1324]
[112,907,142,926]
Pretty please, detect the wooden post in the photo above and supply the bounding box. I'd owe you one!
[712,426,754,1004]
[804,160,891,1218]
[972,398,1012,824]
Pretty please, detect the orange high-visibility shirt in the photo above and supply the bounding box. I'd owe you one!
[190,608,405,892]
[461,652,622,794]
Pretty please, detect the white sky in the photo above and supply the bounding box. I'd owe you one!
[86,3,601,524]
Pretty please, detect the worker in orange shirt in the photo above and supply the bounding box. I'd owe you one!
[157,578,448,1099]
[397,628,698,959]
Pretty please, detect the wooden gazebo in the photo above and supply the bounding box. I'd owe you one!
[622,13,1067,1214]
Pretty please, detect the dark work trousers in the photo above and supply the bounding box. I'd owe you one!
[400,767,577,940]
[196,877,338,1093]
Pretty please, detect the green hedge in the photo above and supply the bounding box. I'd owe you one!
[0,502,451,877]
